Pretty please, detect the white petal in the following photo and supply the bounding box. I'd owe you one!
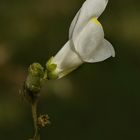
[83,39,115,63]
[74,18,104,62]
[85,0,108,17]
[69,0,108,40]
[69,9,80,39]
[53,40,83,78]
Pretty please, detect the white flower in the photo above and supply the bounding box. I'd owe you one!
[47,0,115,79]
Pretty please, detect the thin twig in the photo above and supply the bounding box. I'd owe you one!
[31,101,40,140]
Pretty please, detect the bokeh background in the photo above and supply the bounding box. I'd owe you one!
[0,0,140,139]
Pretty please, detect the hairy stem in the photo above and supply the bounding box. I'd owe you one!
[31,101,40,140]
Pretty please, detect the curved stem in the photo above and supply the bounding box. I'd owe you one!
[31,101,40,140]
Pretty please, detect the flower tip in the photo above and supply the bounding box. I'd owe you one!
[110,46,115,58]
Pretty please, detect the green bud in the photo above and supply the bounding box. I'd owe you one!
[47,63,57,72]
[46,57,53,69]
[29,63,44,78]
[26,63,44,93]
[47,71,58,80]
[46,57,58,80]
[46,57,57,72]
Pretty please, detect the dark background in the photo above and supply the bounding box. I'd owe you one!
[0,0,140,139]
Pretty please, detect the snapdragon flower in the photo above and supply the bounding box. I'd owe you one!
[46,0,115,79]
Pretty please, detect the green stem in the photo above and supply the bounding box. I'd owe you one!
[31,101,40,140]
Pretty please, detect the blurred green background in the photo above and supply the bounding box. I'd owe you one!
[0,0,140,139]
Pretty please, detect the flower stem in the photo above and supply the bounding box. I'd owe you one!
[31,101,40,140]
